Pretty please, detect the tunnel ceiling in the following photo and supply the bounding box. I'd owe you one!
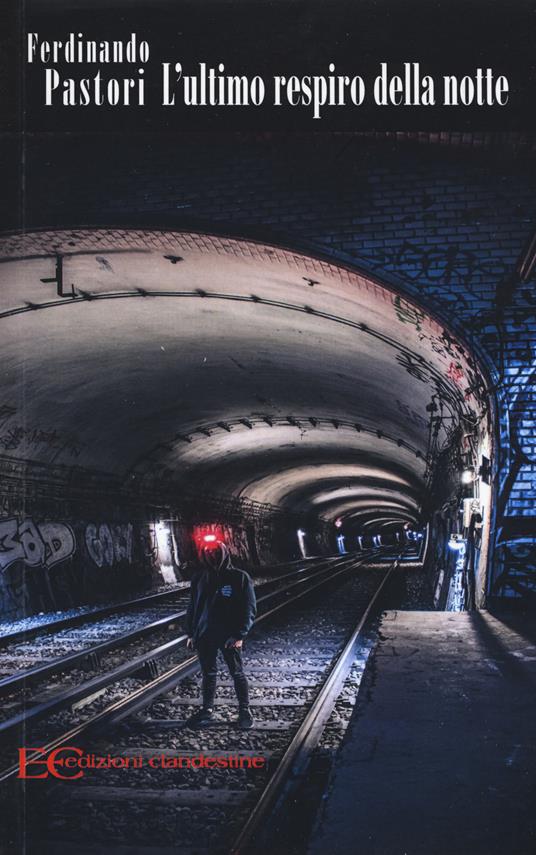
[0,229,488,528]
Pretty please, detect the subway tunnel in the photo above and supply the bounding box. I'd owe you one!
[0,226,493,615]
[4,221,527,855]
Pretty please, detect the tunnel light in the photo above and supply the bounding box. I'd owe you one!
[297,529,307,558]
[195,526,224,548]
[155,521,170,552]
[337,534,347,555]
[155,522,178,584]
[461,468,475,485]
[201,533,221,550]
[160,564,177,584]
[334,518,343,529]
[448,533,465,551]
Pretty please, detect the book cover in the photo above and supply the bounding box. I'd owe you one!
[0,1,535,853]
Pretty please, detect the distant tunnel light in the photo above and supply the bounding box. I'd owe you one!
[461,468,475,485]
[297,529,307,559]
[448,534,466,551]
[203,534,218,543]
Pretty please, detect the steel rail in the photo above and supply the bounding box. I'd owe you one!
[0,555,347,697]
[0,608,188,698]
[99,552,386,730]
[229,556,401,855]
[0,553,339,649]
[0,551,381,782]
[0,553,366,744]
[0,587,188,648]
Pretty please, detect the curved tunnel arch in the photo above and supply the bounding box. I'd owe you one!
[0,227,495,595]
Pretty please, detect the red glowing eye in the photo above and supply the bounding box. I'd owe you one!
[203,534,217,543]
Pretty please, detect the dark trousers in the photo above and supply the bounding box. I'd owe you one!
[196,635,250,710]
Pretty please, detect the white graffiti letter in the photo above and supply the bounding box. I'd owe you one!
[39,522,76,569]
[0,518,24,571]
[85,523,115,567]
[18,519,46,567]
[112,523,133,564]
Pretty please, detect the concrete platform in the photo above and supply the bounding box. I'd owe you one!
[310,610,536,855]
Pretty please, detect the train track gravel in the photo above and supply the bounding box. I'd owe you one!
[3,556,402,855]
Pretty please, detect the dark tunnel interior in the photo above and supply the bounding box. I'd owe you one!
[0,227,494,615]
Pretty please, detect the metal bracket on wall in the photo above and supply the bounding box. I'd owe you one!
[40,254,75,298]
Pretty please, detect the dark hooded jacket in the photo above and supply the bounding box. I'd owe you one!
[185,544,257,644]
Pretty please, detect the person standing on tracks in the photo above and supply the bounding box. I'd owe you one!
[185,538,257,730]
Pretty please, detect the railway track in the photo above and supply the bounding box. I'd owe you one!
[0,549,404,855]
[0,554,333,650]
[0,559,323,696]
[0,586,193,649]
[0,553,362,754]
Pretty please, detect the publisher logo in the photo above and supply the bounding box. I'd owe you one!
[17,747,265,779]
[18,746,84,780]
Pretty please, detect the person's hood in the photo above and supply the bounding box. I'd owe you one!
[201,542,232,573]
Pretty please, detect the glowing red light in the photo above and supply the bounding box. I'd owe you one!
[193,526,224,555]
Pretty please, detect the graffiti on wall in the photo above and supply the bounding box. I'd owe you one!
[393,295,425,331]
[0,404,85,460]
[395,399,428,430]
[192,523,251,565]
[0,511,160,619]
[0,517,76,572]
[85,523,133,568]
[493,361,536,596]
[494,540,536,597]
[364,240,511,294]
[222,524,250,563]
[383,246,535,597]
[0,517,135,574]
